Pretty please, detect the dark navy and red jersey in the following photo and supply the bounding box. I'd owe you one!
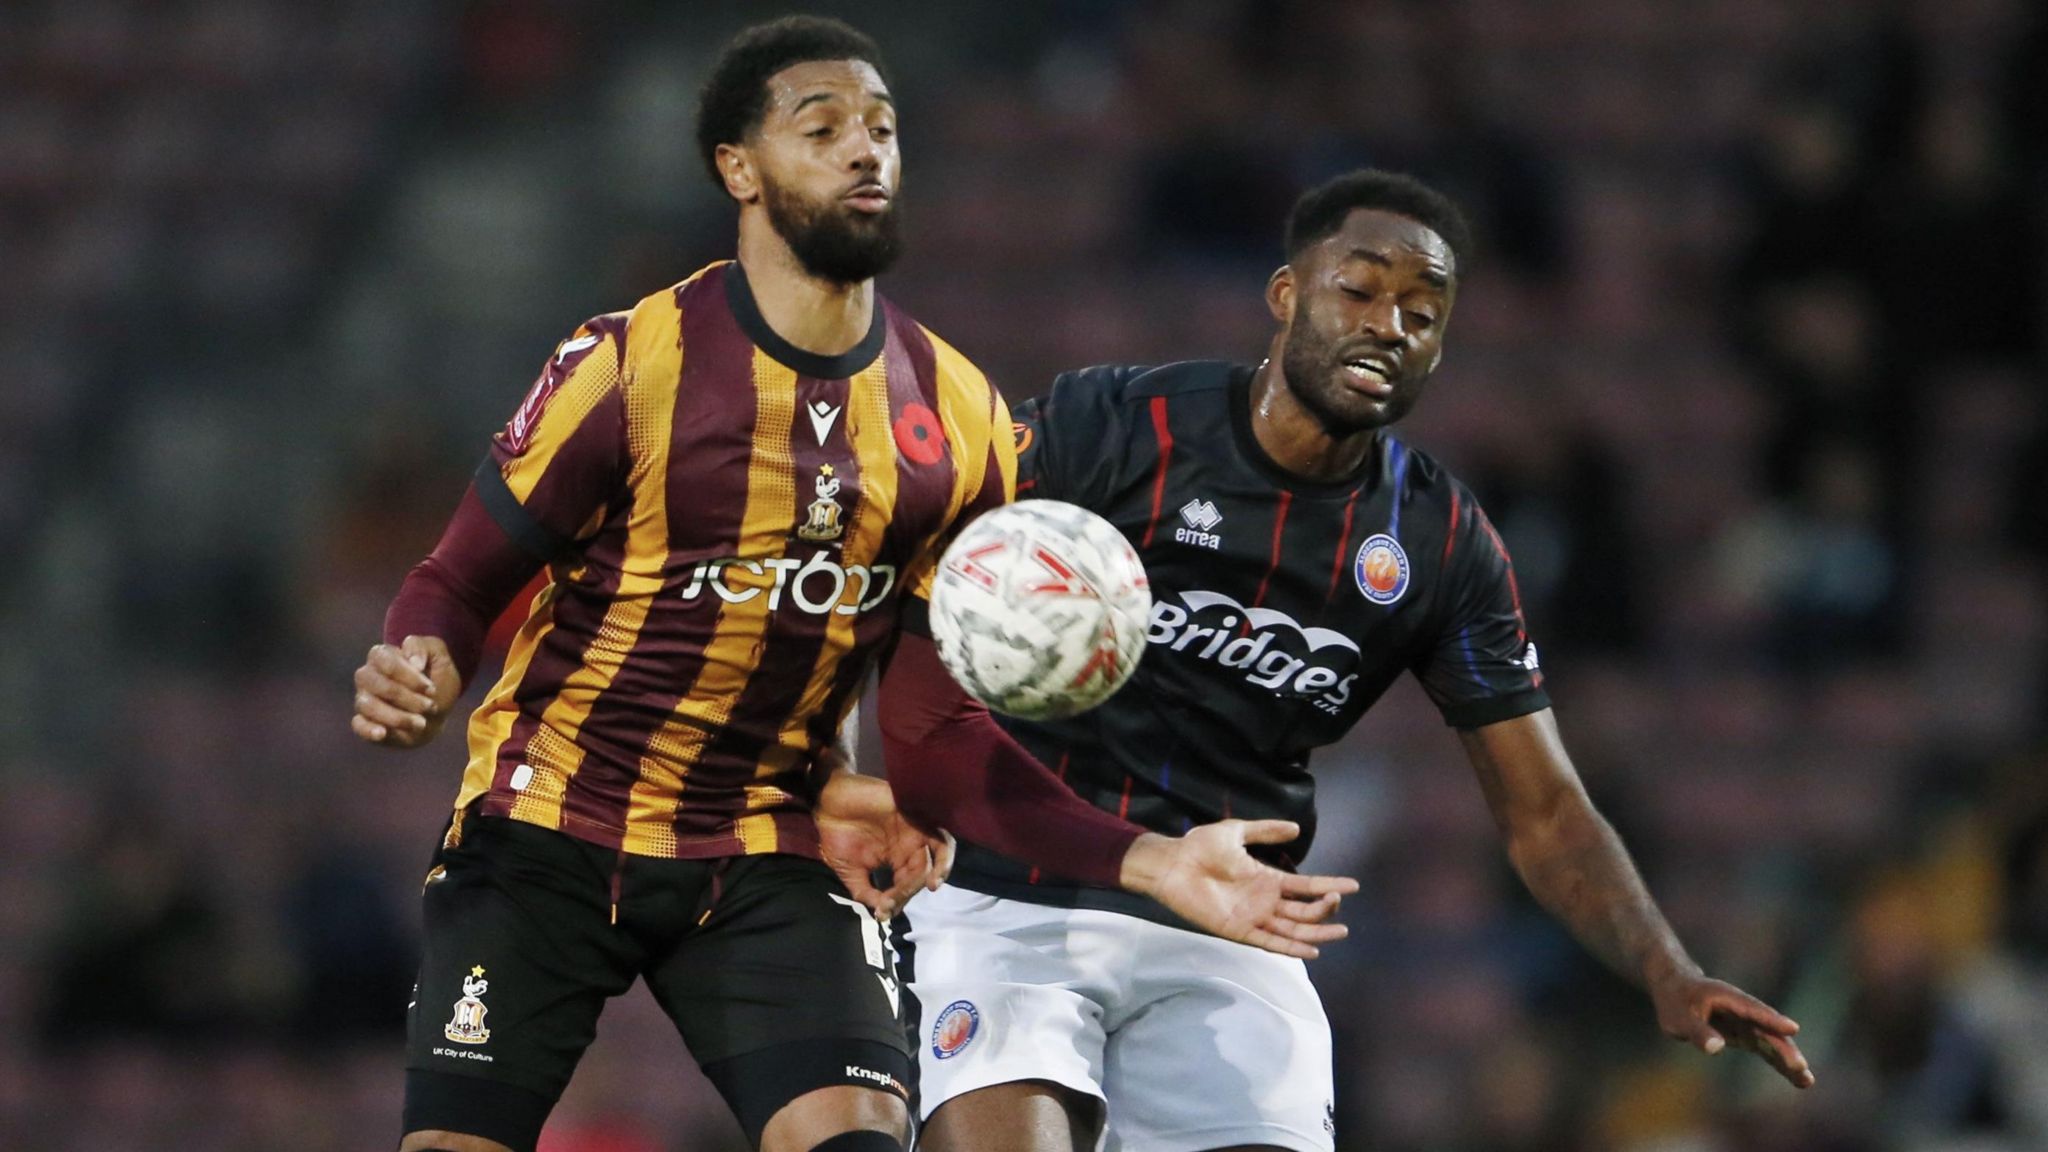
[950,360,1549,920]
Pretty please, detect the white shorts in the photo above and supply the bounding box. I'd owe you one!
[904,884,1335,1152]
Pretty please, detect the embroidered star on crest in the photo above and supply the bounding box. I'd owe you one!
[471,965,486,977]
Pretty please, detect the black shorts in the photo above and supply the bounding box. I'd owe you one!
[403,813,911,1145]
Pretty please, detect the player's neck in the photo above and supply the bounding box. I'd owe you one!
[1247,360,1376,482]
[736,223,875,358]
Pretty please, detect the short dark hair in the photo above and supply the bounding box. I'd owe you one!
[1283,170,1473,273]
[695,15,890,187]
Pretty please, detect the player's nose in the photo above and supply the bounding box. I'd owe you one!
[1354,300,1406,346]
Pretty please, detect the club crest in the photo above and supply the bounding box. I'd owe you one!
[798,463,846,542]
[444,965,492,1045]
[1354,534,1410,605]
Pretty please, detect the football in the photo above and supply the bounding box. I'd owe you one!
[928,500,1152,720]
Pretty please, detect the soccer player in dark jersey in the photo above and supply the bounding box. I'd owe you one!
[346,18,1354,1152]
[907,170,1815,1152]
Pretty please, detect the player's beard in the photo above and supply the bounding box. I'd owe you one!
[1278,299,1416,434]
[762,174,904,286]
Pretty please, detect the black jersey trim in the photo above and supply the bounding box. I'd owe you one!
[1226,365,1383,496]
[724,262,886,380]
[1441,688,1551,730]
[474,457,575,564]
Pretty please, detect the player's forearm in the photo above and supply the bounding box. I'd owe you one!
[1507,803,1697,989]
[384,484,544,689]
[877,631,1145,887]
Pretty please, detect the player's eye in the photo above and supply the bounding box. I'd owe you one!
[870,125,894,142]
[807,125,835,140]
[1406,311,1436,330]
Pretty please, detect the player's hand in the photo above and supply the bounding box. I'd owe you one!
[351,636,461,749]
[1120,820,1359,960]
[815,770,953,920]
[1649,968,1814,1089]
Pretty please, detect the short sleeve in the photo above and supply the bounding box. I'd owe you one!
[1410,491,1551,729]
[474,315,629,564]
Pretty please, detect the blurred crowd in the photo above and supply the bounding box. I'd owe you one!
[1,1,2043,1150]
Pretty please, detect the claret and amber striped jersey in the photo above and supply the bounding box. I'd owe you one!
[458,261,1013,860]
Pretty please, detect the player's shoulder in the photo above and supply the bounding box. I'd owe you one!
[1386,435,1494,532]
[909,314,993,392]
[1051,359,1239,403]
[1038,360,1241,432]
[882,303,1003,427]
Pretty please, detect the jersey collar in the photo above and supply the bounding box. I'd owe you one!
[723,261,888,380]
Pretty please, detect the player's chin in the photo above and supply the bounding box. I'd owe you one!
[1320,387,1404,432]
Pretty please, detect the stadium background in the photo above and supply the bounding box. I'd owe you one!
[2,0,2044,1148]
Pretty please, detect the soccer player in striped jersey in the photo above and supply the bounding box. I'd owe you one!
[348,18,1353,1152]
[906,171,1815,1152]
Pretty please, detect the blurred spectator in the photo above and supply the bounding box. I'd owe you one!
[1714,441,1899,671]
[1466,414,1643,659]
[1864,89,2043,368]
[37,805,238,1046]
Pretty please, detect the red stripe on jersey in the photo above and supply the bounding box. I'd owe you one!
[1139,396,1173,548]
[1323,489,1361,608]
[1016,478,1037,492]
[1252,491,1294,608]
[1117,774,1133,820]
[1443,487,1462,569]
[1480,517,1531,645]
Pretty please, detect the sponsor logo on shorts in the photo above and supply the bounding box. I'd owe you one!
[443,965,492,1045]
[931,999,980,1060]
[1354,533,1410,604]
[844,1065,906,1095]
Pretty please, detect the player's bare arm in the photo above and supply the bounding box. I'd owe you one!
[1462,708,1814,1088]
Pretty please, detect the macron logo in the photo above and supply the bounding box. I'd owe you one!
[1176,498,1223,550]
[809,400,842,445]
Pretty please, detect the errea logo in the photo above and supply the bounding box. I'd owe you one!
[1175,498,1223,550]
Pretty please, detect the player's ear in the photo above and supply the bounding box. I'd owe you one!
[716,142,760,204]
[1265,264,1294,325]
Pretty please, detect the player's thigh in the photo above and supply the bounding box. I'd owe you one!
[921,1080,1103,1152]
[1101,934,1334,1152]
[899,886,1113,1126]
[649,854,914,1146]
[403,816,641,1150]
[757,1084,909,1152]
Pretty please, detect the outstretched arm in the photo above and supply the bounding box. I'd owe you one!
[1463,708,1814,1088]
[879,626,1357,958]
